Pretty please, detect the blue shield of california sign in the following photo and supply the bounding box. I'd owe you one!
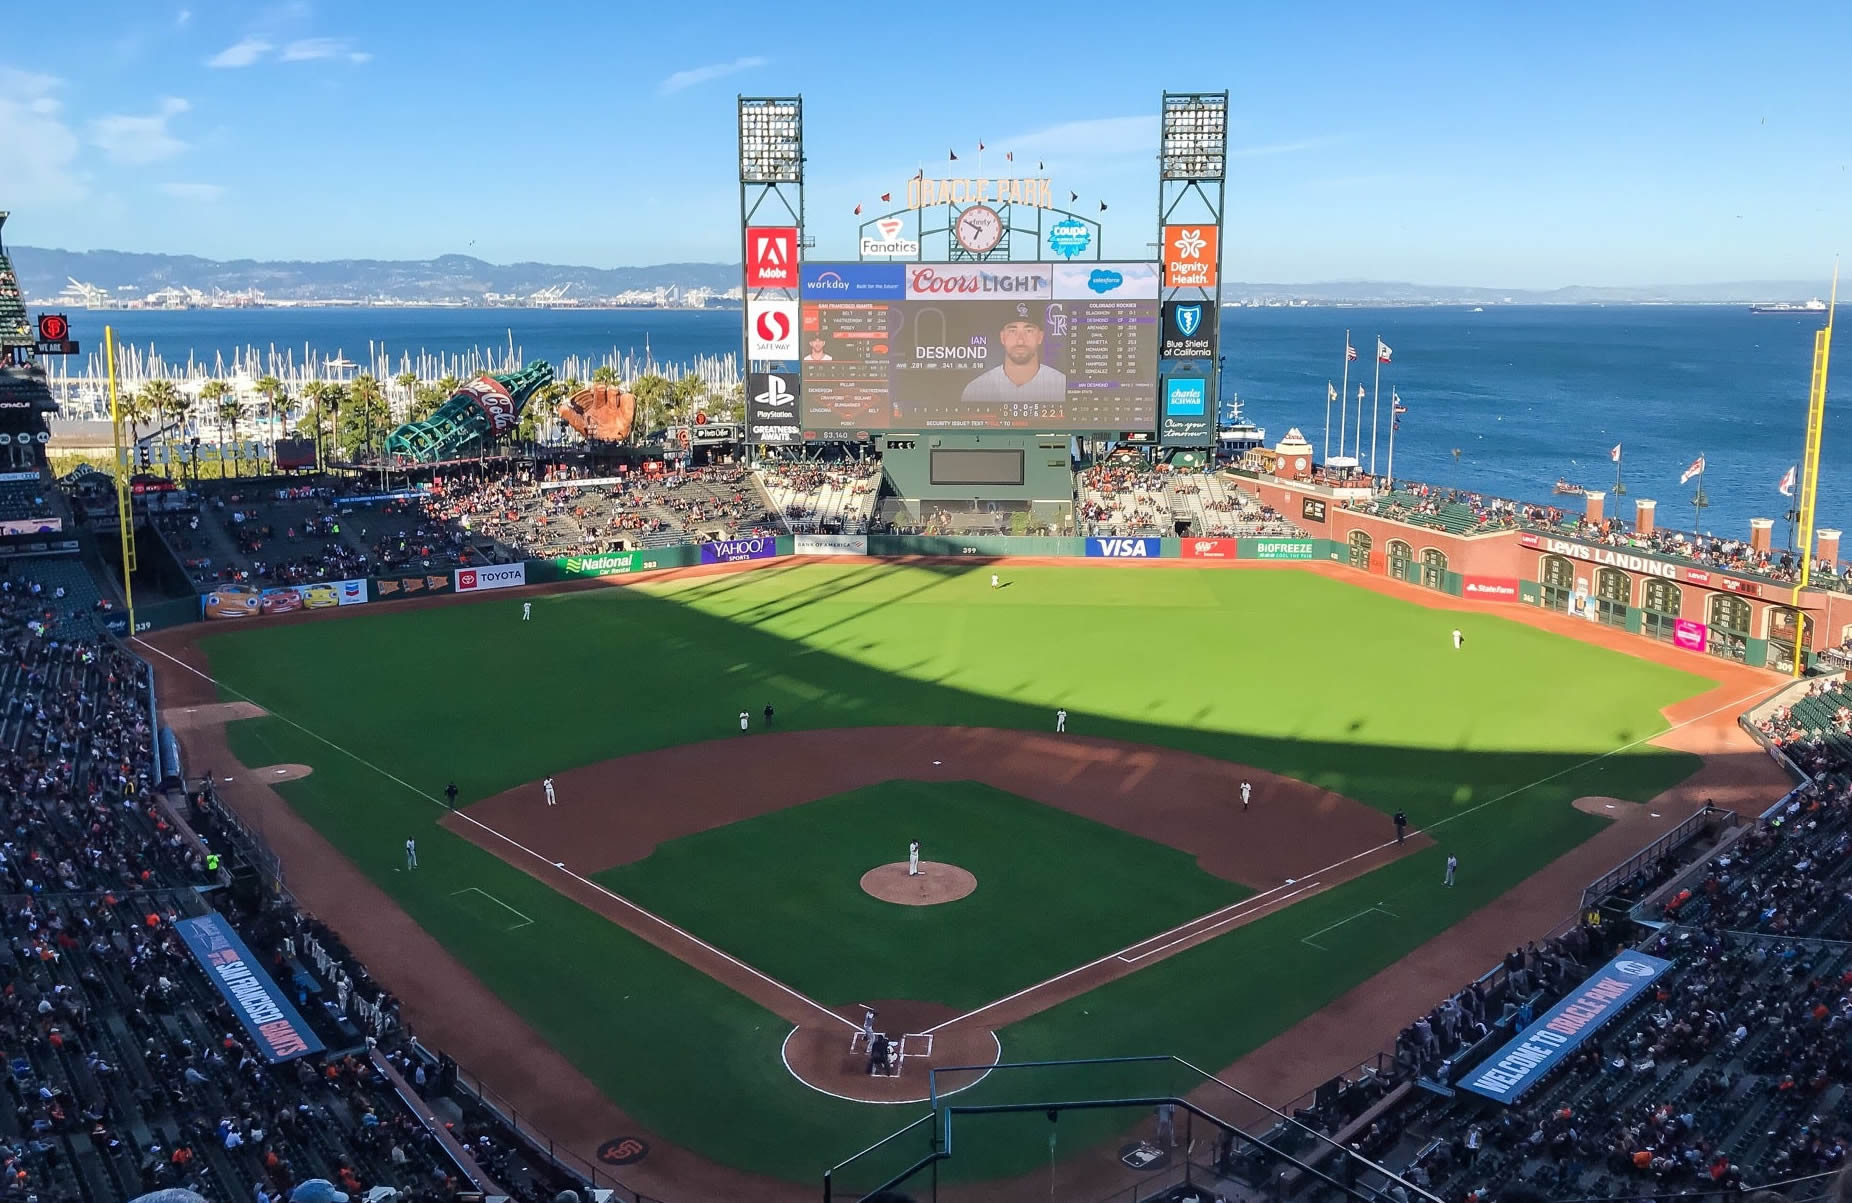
[1161,300,1216,359]
[1175,305,1202,337]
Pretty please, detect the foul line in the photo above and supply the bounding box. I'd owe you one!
[136,638,857,1032]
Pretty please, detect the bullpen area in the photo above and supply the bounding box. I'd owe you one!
[144,558,1765,1193]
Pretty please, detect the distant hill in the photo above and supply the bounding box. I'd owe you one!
[5,245,1827,307]
[9,247,743,303]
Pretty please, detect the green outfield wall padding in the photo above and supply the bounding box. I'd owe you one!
[868,535,1087,557]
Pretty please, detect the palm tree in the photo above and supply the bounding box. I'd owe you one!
[139,379,182,478]
[630,374,674,442]
[218,396,245,478]
[590,365,619,386]
[255,374,284,468]
[123,388,156,471]
[393,371,418,423]
[349,374,386,461]
[200,380,231,478]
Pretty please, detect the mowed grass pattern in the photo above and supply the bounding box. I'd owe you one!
[599,780,1250,1010]
[196,561,1723,1181]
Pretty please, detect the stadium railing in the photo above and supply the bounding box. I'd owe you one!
[1578,802,1741,912]
[826,1055,1446,1203]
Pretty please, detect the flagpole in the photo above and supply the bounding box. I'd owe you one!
[1387,392,1399,491]
[1369,344,1382,476]
[1692,454,1704,533]
[1614,446,1622,496]
[1323,383,1333,463]
[1355,383,1365,463]
[1337,329,1351,465]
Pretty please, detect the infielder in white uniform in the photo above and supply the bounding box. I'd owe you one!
[1240,780,1252,811]
[543,776,556,806]
[404,838,417,870]
[1056,708,1068,733]
[739,710,749,732]
[908,840,921,876]
[523,602,532,621]
[1445,853,1458,886]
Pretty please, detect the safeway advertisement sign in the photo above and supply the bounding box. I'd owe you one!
[1462,575,1519,602]
[1181,538,1238,560]
[745,227,799,288]
[748,300,799,359]
[455,563,527,593]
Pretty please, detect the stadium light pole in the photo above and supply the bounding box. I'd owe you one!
[1158,92,1228,466]
[738,97,804,469]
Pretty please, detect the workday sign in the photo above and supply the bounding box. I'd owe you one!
[1087,537,1161,559]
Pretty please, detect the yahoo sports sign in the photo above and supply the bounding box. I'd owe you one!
[1460,951,1671,1103]
[699,536,779,565]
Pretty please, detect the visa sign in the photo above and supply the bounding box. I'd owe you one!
[1087,537,1161,558]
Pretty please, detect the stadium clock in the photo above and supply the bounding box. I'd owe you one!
[954,204,1004,254]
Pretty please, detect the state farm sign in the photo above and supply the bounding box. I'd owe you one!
[1541,539,1679,579]
[1462,576,1519,602]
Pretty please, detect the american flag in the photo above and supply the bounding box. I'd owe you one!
[1346,343,1358,362]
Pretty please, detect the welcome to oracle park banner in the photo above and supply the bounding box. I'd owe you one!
[1460,951,1671,1103]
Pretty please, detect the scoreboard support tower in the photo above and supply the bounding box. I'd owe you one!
[738,97,805,462]
[1156,92,1228,459]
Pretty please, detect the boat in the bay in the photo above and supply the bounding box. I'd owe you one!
[1553,478,1586,496]
[1750,299,1827,315]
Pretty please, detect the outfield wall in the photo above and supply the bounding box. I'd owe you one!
[138,527,1820,673]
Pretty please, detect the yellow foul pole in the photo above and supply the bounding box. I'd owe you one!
[1789,262,1837,677]
[105,326,137,638]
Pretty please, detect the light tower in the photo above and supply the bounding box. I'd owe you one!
[1156,93,1228,453]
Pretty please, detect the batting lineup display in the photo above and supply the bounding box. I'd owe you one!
[797,262,1159,432]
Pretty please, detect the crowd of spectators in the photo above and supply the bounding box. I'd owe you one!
[757,460,880,534]
[0,577,624,1203]
[1078,462,1172,536]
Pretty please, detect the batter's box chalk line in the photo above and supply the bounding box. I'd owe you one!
[1300,903,1397,951]
[449,886,535,932]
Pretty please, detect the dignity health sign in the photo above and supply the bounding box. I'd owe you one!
[1460,951,1670,1103]
[175,914,324,1063]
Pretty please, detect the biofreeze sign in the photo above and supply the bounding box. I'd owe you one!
[1543,539,1679,580]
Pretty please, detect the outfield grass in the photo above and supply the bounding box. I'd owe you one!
[198,561,1723,1181]
[600,779,1250,1010]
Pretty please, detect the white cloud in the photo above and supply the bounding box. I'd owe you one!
[89,96,191,164]
[0,68,86,205]
[177,8,192,26]
[658,55,767,95]
[161,181,225,202]
[348,51,372,64]
[282,37,356,61]
[207,38,272,67]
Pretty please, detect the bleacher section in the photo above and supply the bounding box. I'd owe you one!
[756,461,881,534]
[1165,472,1306,537]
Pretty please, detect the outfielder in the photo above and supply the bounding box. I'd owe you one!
[990,573,1000,589]
[523,602,532,621]
[404,838,418,870]
[543,776,556,806]
[1056,708,1068,733]
[908,839,921,876]
[1452,628,1463,650]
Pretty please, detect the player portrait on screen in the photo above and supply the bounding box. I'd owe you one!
[958,302,1067,405]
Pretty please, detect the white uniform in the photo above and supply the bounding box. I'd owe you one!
[404,838,417,869]
[991,574,999,588]
[862,1009,876,1049]
[1452,628,1463,649]
[1445,854,1458,886]
[739,711,749,731]
[1240,781,1252,809]
[523,602,532,621]
[1056,708,1068,733]
[544,777,556,806]
[908,840,920,876]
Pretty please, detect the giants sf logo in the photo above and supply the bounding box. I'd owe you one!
[597,1137,650,1166]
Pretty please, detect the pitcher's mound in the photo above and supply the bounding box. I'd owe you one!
[861,862,976,906]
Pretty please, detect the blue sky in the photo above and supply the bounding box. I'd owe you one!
[2,0,1846,288]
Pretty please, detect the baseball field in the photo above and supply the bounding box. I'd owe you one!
[150,557,1757,1190]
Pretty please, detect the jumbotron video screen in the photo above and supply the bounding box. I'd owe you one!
[797,262,1159,432]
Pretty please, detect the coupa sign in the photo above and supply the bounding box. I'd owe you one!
[455,563,527,592]
[1087,537,1161,559]
[699,537,779,565]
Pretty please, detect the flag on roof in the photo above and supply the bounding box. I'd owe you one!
[1679,455,1706,485]
[1778,465,1797,497]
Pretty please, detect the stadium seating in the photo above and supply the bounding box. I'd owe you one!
[757,461,881,534]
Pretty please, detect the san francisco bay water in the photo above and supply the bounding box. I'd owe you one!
[80,304,1851,542]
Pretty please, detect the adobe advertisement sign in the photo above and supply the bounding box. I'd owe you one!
[699,536,779,565]
[1160,302,1216,360]
[747,371,802,445]
[1462,576,1519,602]
[1461,952,1671,1103]
[744,226,799,288]
[1162,225,1219,289]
